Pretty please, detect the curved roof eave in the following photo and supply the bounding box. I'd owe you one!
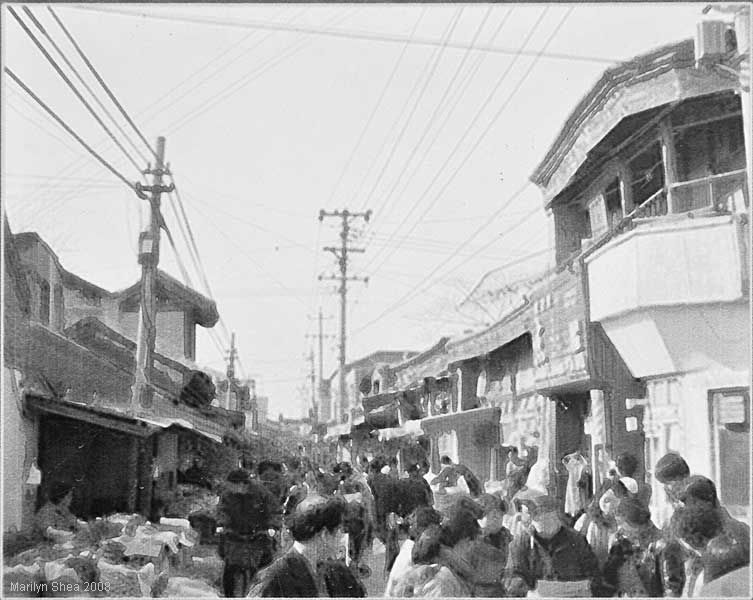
[528,39,737,205]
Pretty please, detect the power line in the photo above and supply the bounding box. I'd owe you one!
[22,6,150,165]
[7,6,143,173]
[47,6,157,159]
[363,7,548,279]
[164,8,354,135]
[358,7,463,215]
[4,67,140,194]
[353,180,531,335]
[360,6,497,271]
[354,9,573,331]
[13,7,305,209]
[69,4,620,65]
[360,7,513,274]
[325,6,427,209]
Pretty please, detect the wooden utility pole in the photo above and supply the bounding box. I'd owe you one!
[318,209,371,423]
[130,136,173,414]
[305,308,334,423]
[226,332,238,410]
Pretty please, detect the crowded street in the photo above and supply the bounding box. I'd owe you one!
[2,2,752,598]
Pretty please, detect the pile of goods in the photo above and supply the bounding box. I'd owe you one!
[3,513,221,597]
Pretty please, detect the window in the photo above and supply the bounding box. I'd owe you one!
[39,279,50,325]
[628,142,665,213]
[709,388,750,520]
[604,178,623,229]
[673,116,747,213]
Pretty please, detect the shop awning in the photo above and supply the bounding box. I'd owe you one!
[324,422,352,440]
[421,406,501,436]
[25,394,223,443]
[363,391,399,413]
[377,419,424,442]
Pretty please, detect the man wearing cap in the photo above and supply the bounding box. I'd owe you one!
[505,491,600,597]
[217,468,282,597]
[653,454,750,597]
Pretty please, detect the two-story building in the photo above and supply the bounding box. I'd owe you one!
[531,36,750,524]
[3,225,244,531]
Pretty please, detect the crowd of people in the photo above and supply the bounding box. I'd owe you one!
[204,449,750,598]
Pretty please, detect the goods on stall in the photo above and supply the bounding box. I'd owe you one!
[43,558,83,597]
[3,562,44,597]
[97,559,155,597]
[3,512,206,598]
[165,484,219,518]
[161,576,220,597]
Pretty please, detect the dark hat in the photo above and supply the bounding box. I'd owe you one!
[226,468,250,483]
[679,475,719,507]
[654,452,690,484]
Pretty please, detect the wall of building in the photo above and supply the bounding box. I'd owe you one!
[116,310,187,361]
[2,369,39,533]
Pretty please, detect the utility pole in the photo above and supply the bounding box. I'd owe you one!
[226,332,237,411]
[307,348,316,421]
[305,308,335,423]
[318,209,371,424]
[130,136,174,414]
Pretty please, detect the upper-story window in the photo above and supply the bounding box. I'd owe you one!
[587,177,624,239]
[673,114,746,213]
[628,141,665,214]
[39,279,50,325]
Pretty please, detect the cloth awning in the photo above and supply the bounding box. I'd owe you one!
[363,391,399,413]
[324,422,352,440]
[421,406,501,436]
[377,419,424,442]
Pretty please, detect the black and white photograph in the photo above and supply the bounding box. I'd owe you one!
[1,1,751,598]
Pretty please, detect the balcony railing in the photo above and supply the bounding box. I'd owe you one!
[575,169,749,266]
[632,169,747,220]
[671,169,748,214]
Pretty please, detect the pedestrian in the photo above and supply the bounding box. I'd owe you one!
[248,494,364,597]
[384,506,442,596]
[440,496,508,597]
[476,493,513,554]
[601,497,663,597]
[217,468,281,597]
[653,455,750,597]
[615,452,651,507]
[505,491,601,597]
[668,502,749,597]
[431,455,483,497]
[387,520,469,597]
[34,481,79,535]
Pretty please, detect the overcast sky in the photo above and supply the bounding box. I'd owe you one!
[3,2,708,417]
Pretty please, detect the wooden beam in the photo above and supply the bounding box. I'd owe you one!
[25,395,154,437]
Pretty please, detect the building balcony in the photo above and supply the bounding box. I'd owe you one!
[585,213,749,377]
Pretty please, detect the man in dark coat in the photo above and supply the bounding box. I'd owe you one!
[248,495,365,597]
[506,492,600,597]
[217,469,281,597]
